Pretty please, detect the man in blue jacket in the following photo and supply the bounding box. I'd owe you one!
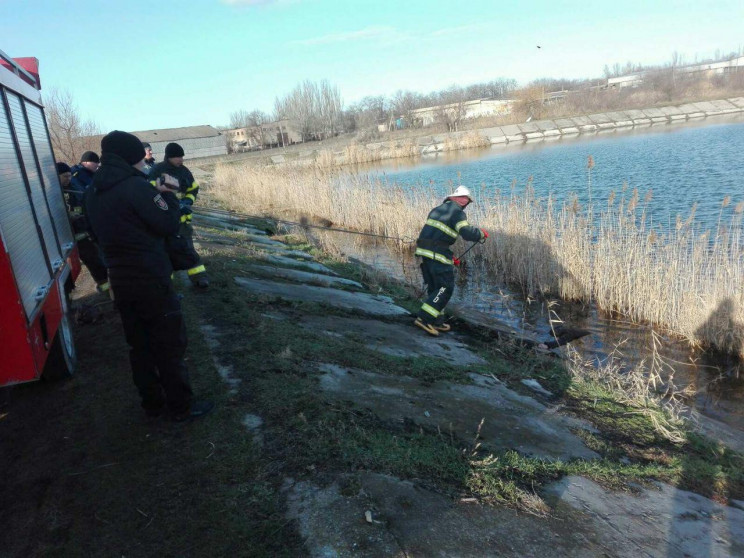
[68,151,99,210]
[85,131,213,421]
[414,185,487,336]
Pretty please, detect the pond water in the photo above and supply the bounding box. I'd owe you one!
[377,114,744,231]
[358,116,744,432]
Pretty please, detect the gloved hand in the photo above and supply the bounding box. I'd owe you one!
[453,257,461,266]
[480,229,489,243]
[179,200,193,215]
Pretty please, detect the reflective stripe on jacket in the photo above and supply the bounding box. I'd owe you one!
[415,200,483,264]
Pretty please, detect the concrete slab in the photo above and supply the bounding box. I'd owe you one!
[500,124,524,142]
[524,131,545,140]
[517,122,540,134]
[710,99,738,112]
[641,108,669,122]
[270,155,286,164]
[301,315,486,366]
[570,116,598,132]
[284,478,403,557]
[545,476,744,558]
[194,214,268,235]
[659,105,684,116]
[516,123,546,139]
[251,245,314,259]
[260,254,338,275]
[481,127,508,144]
[242,264,363,289]
[623,109,648,120]
[728,97,744,109]
[234,277,409,316]
[535,120,559,132]
[677,103,706,118]
[691,101,719,114]
[659,106,688,121]
[319,365,597,460]
[285,473,613,558]
[587,112,613,124]
[604,112,634,127]
[554,118,580,134]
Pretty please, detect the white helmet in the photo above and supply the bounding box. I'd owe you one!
[449,185,474,202]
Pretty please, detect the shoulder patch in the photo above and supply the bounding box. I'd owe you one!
[153,193,169,211]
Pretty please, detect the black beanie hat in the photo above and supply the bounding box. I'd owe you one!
[165,142,185,159]
[101,131,146,165]
[56,162,71,174]
[80,151,100,164]
[141,142,151,149]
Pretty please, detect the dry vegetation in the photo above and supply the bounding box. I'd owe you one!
[211,161,744,358]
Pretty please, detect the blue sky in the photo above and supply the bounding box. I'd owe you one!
[2,0,742,131]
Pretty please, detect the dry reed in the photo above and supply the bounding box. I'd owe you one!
[210,161,744,357]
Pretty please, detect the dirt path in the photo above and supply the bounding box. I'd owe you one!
[1,216,742,557]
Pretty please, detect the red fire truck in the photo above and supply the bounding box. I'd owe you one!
[0,50,81,385]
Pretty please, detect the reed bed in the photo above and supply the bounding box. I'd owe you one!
[211,162,744,357]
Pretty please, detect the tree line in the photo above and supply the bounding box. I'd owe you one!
[229,77,518,139]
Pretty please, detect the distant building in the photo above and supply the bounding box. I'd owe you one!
[409,99,514,128]
[132,125,226,160]
[608,56,744,89]
[225,119,303,151]
[225,127,262,152]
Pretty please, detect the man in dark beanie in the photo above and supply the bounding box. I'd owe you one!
[85,130,213,421]
[149,141,209,288]
[69,151,100,210]
[57,161,110,292]
[63,154,110,292]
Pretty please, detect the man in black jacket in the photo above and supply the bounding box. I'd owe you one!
[141,142,156,174]
[148,142,209,288]
[85,130,213,421]
[414,185,487,336]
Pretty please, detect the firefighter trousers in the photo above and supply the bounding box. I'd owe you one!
[77,237,108,285]
[417,258,455,325]
[113,280,194,414]
[166,222,207,283]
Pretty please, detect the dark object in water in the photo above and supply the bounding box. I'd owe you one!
[544,325,591,349]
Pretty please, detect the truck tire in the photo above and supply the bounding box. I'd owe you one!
[42,309,77,381]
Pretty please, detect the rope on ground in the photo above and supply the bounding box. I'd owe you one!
[194,205,418,244]
[62,189,417,242]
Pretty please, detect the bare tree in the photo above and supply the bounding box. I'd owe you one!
[391,90,423,129]
[44,87,101,164]
[435,85,469,131]
[229,109,252,129]
[274,79,344,141]
[318,80,342,137]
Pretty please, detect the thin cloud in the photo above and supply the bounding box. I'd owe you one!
[293,22,490,48]
[292,25,408,46]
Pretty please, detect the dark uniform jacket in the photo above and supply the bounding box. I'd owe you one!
[415,200,483,264]
[148,161,199,223]
[68,164,95,211]
[85,153,181,285]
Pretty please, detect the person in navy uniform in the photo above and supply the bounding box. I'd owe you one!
[85,130,213,421]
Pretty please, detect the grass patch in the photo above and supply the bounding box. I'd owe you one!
[190,226,744,517]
